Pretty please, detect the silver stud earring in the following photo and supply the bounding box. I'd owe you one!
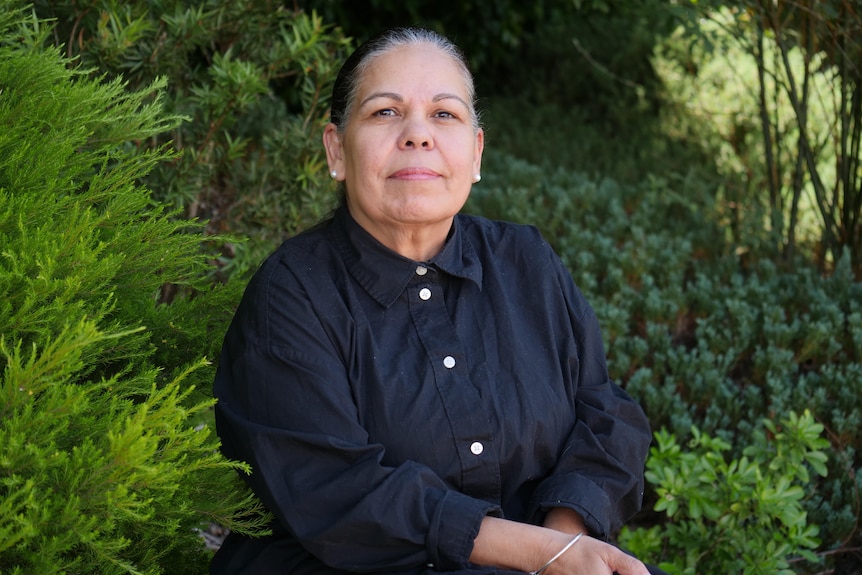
[330,170,338,179]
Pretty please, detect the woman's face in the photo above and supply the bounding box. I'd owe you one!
[324,44,484,252]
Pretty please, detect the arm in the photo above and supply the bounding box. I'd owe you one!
[528,253,652,538]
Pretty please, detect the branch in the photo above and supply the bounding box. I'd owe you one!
[766,2,839,251]
[570,38,643,92]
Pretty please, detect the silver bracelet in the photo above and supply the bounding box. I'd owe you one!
[528,533,583,575]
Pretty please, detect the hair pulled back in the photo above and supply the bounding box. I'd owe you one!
[329,27,480,133]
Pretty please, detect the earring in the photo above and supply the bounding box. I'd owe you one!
[473,174,481,183]
[330,170,338,179]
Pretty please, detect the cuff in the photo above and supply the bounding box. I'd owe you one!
[528,473,614,539]
[426,490,501,570]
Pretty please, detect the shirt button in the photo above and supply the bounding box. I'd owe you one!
[470,442,484,455]
[419,288,432,301]
[443,355,456,369]
[416,265,428,276]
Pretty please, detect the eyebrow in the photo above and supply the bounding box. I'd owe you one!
[359,91,470,109]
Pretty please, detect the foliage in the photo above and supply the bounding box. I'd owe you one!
[469,148,862,569]
[481,93,725,187]
[618,411,828,574]
[664,1,862,273]
[298,0,549,73]
[0,4,268,573]
[0,332,266,575]
[6,0,861,570]
[32,0,353,278]
[300,0,675,131]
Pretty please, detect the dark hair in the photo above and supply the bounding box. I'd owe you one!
[329,27,480,133]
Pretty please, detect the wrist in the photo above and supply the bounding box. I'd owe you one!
[471,517,577,573]
[543,507,588,535]
[529,532,584,575]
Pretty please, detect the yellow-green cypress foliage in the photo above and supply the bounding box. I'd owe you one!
[0,4,268,574]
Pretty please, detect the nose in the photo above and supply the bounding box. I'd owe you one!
[399,116,434,150]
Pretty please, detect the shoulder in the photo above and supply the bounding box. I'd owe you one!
[228,220,348,346]
[457,213,552,259]
[457,214,594,316]
[261,218,340,275]
[239,219,343,308]
[457,213,561,279]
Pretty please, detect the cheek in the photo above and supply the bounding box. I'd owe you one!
[455,132,480,161]
[344,138,388,177]
[449,143,479,177]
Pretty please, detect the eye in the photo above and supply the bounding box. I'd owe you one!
[373,108,397,117]
[434,110,456,119]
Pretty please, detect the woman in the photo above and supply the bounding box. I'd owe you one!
[212,27,659,575]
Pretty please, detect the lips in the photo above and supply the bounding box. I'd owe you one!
[389,167,440,180]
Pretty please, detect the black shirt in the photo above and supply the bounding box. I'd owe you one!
[212,206,651,574]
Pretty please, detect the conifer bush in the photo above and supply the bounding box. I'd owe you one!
[0,5,267,573]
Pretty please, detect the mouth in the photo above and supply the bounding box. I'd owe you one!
[389,167,441,180]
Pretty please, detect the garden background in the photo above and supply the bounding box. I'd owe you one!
[2,0,861,573]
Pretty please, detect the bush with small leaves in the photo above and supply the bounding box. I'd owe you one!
[469,149,862,568]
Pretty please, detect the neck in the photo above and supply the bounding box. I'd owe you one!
[350,211,453,261]
[386,226,450,261]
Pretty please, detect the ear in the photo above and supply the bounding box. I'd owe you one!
[323,123,345,180]
[472,128,485,178]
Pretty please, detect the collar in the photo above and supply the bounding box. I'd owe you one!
[331,206,483,308]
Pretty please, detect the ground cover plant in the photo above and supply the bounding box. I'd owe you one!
[469,143,860,572]
[473,2,862,567]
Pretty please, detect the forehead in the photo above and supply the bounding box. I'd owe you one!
[355,44,469,99]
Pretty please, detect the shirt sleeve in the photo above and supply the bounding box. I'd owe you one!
[527,251,652,538]
[213,254,499,572]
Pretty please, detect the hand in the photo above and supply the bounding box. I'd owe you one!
[544,533,649,575]
[471,517,650,575]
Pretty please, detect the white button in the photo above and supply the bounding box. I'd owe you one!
[416,265,428,276]
[443,356,456,369]
[470,442,484,455]
[419,288,432,300]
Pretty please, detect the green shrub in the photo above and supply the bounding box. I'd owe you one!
[619,411,828,575]
[0,5,267,573]
[33,0,352,278]
[468,149,862,568]
[656,4,862,271]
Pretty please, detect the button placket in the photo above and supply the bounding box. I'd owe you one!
[405,267,499,498]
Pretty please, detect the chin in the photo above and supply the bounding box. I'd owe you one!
[396,203,461,224]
